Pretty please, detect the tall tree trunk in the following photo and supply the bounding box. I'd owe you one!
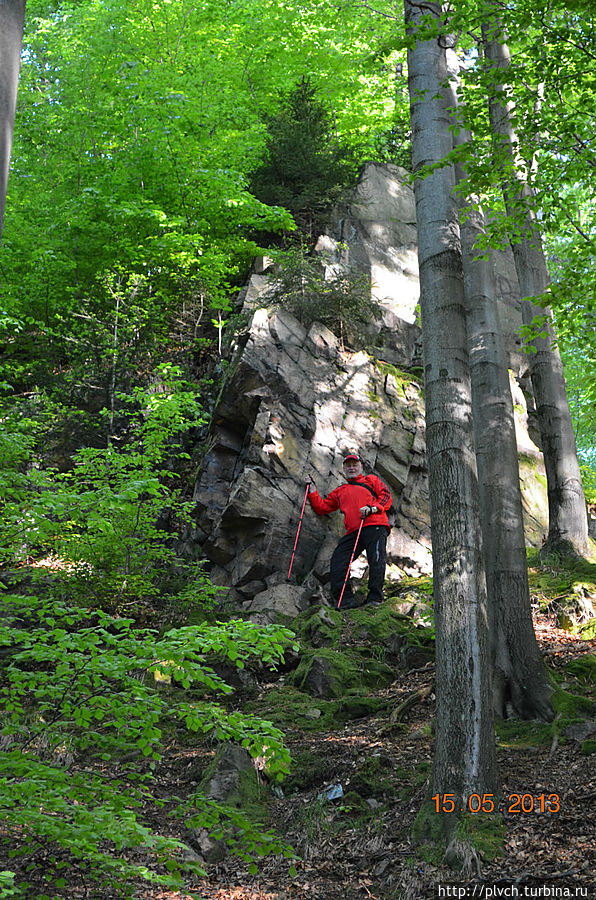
[445,47,552,722]
[0,0,26,242]
[404,0,496,844]
[482,13,589,559]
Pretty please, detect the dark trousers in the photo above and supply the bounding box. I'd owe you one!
[330,525,388,604]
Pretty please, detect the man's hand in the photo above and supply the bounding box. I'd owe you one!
[360,505,379,518]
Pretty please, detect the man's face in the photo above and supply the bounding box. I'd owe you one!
[343,458,363,479]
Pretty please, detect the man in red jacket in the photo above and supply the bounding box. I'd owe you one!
[307,452,392,609]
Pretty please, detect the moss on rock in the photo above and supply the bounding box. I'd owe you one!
[294,605,343,649]
[551,685,594,721]
[289,646,396,699]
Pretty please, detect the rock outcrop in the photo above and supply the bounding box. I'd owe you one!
[193,162,547,606]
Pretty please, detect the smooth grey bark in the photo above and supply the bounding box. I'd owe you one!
[404,0,496,837]
[482,14,589,559]
[0,0,26,242]
[445,47,552,722]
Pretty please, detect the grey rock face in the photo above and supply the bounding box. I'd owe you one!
[193,162,547,605]
[193,303,432,600]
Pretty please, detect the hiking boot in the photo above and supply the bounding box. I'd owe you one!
[338,595,360,610]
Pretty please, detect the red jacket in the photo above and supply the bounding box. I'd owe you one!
[308,473,392,534]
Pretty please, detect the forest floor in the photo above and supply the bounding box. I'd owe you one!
[146,600,595,900]
[5,570,595,900]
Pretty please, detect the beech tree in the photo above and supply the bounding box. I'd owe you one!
[0,0,25,241]
[445,46,552,722]
[404,0,495,843]
[481,11,589,558]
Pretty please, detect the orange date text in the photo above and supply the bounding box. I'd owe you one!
[431,793,561,814]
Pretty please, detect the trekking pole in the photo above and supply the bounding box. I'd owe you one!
[287,484,310,580]
[337,516,364,609]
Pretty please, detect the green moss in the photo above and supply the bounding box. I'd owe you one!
[580,619,596,640]
[351,603,432,645]
[334,694,390,722]
[413,801,504,866]
[391,575,434,596]
[565,655,596,683]
[289,646,396,697]
[455,813,505,861]
[294,605,342,648]
[551,686,594,721]
[527,568,572,597]
[580,739,596,755]
[246,684,390,735]
[530,553,596,589]
[199,748,268,824]
[349,754,394,800]
[495,718,552,749]
[245,685,338,732]
[519,451,540,468]
[375,360,421,390]
[411,799,446,848]
[397,760,432,800]
[284,749,338,792]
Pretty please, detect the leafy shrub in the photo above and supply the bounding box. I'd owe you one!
[269,247,380,347]
[1,365,208,616]
[0,364,299,895]
[0,592,297,896]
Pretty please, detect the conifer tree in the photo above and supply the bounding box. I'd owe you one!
[250,77,356,239]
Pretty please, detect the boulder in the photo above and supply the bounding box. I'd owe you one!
[247,583,310,623]
[188,744,263,864]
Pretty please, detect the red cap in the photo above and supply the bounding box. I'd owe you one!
[343,453,361,463]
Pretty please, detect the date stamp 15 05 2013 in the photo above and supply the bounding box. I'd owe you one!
[431,793,561,814]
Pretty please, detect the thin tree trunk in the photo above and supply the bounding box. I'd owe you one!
[404,0,496,843]
[482,12,589,559]
[445,46,552,722]
[0,0,26,242]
